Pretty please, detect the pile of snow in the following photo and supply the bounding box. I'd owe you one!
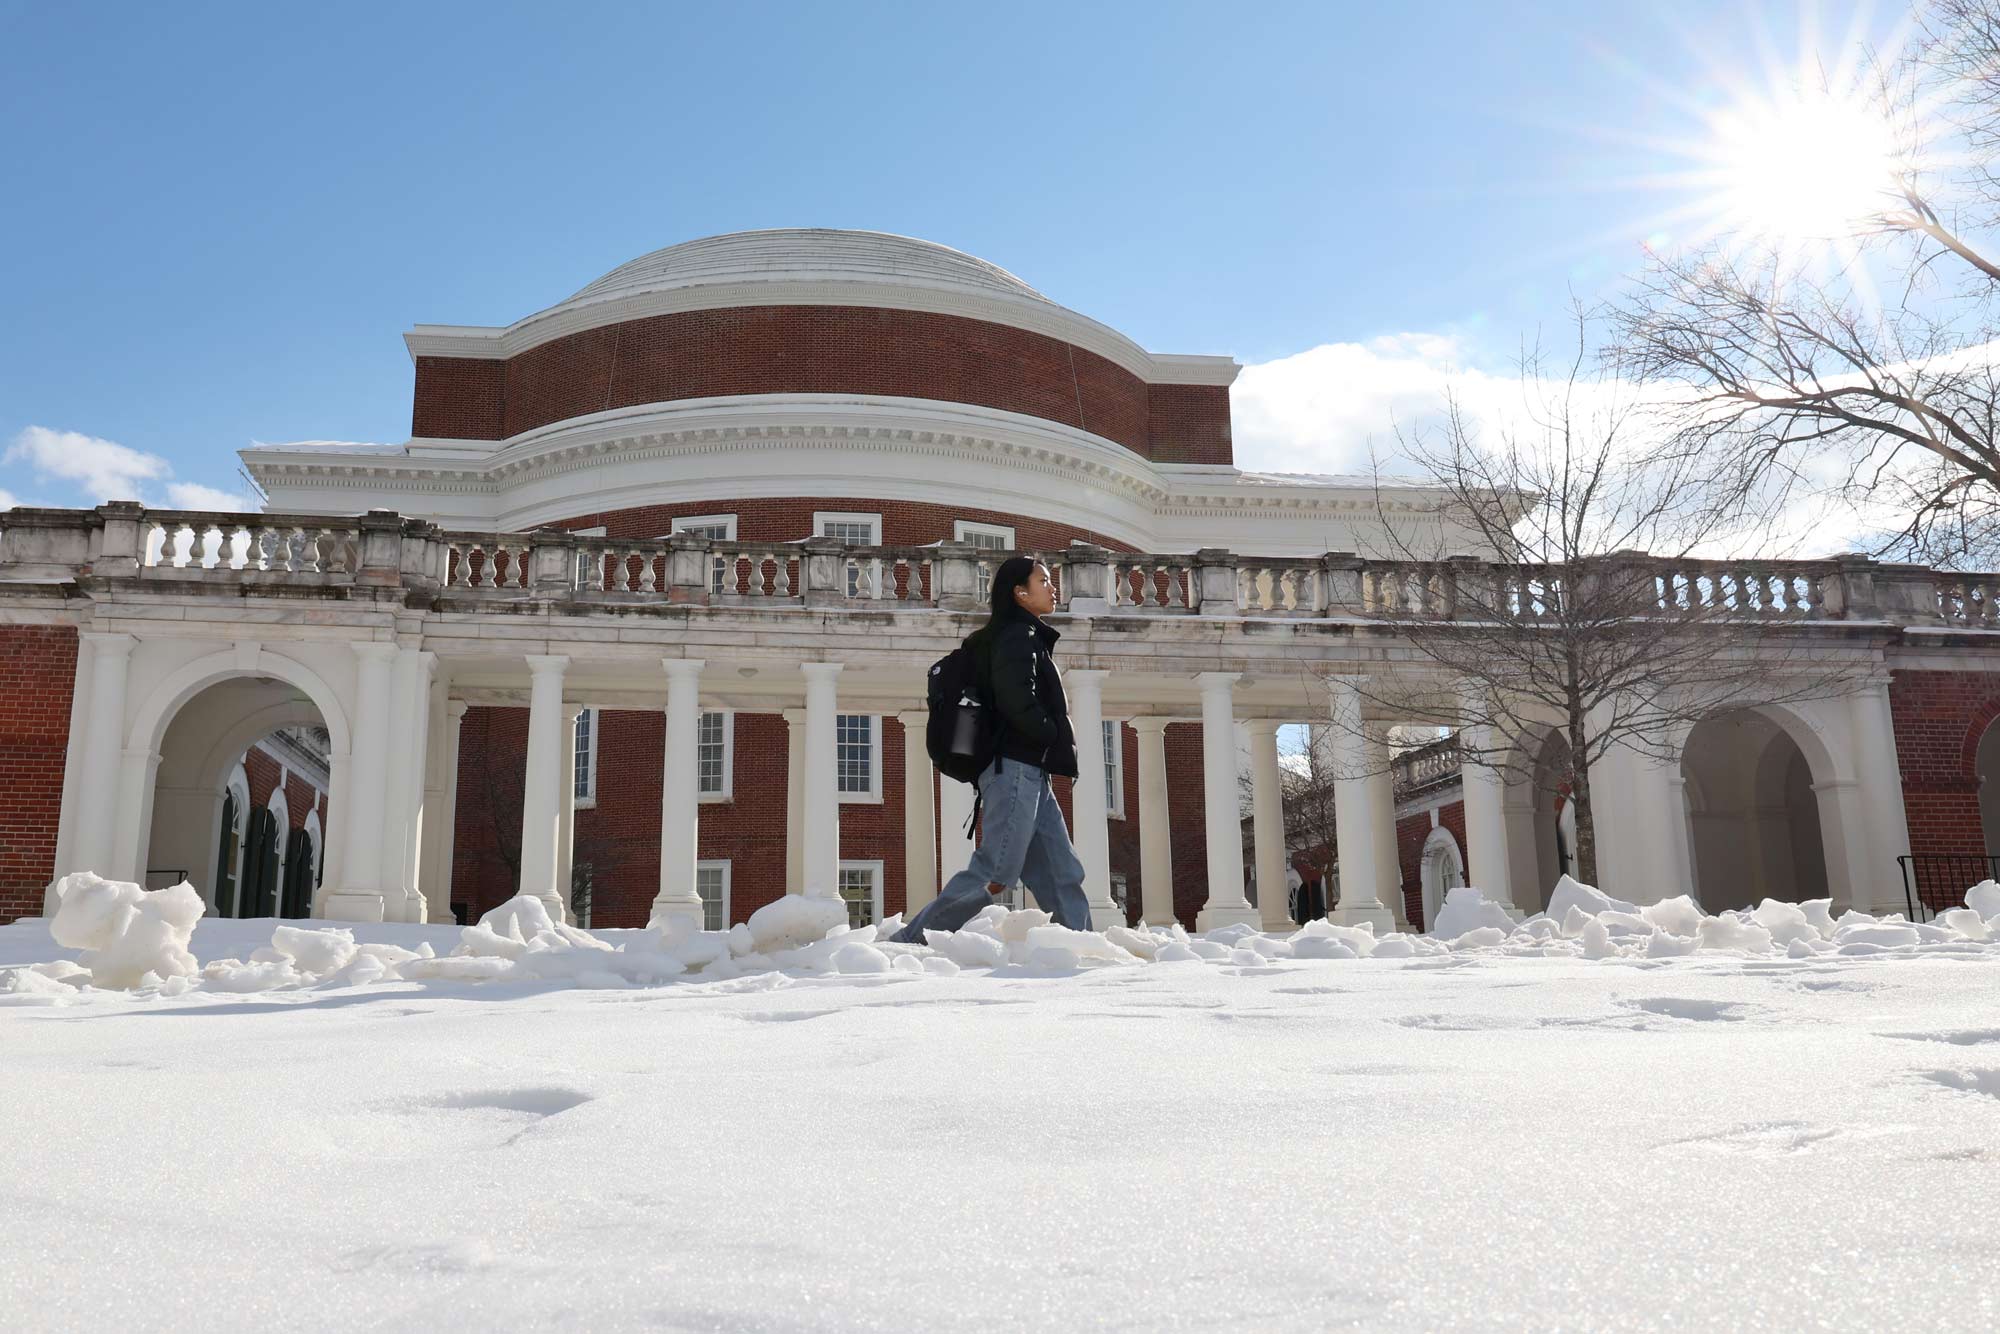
[7,870,2000,1003]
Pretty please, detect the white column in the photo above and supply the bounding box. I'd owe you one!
[1458,727,1520,918]
[418,671,451,921]
[1066,669,1122,929]
[70,631,135,880]
[653,660,706,929]
[898,710,938,918]
[1589,714,1693,907]
[1326,677,1393,930]
[939,768,977,884]
[315,749,351,917]
[557,701,584,926]
[326,641,396,922]
[1247,719,1295,930]
[1131,717,1176,926]
[1847,684,1914,916]
[799,663,843,899]
[517,654,569,915]
[1365,725,1411,929]
[422,701,468,923]
[784,707,806,895]
[1196,673,1258,932]
[379,647,433,923]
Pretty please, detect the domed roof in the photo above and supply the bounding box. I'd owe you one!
[562,229,1052,311]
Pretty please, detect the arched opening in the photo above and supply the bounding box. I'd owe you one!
[145,674,335,919]
[1499,727,1573,915]
[1680,710,1831,913]
[1418,826,1464,931]
[1977,719,2000,857]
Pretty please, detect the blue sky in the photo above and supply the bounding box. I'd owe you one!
[0,0,1909,509]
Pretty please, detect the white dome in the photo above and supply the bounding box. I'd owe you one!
[561,229,1052,312]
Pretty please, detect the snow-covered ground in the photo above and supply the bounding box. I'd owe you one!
[4,878,1999,1332]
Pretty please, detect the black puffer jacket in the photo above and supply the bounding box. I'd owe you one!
[963,609,1078,779]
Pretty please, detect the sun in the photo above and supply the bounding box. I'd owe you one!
[1703,84,1907,248]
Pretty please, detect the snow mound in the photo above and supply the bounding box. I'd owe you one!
[48,873,205,990]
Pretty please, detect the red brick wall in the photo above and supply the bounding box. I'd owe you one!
[1888,669,2000,856]
[0,626,77,922]
[241,744,326,831]
[1395,802,1466,929]
[410,305,1232,465]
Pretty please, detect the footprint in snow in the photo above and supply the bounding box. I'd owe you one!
[1880,1028,2000,1047]
[1917,1069,2000,1101]
[1656,1120,1897,1156]
[1616,996,1757,1022]
[425,1087,595,1117]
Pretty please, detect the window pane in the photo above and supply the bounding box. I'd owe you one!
[698,712,726,795]
[574,709,594,799]
[836,715,874,793]
[821,521,873,544]
[838,866,877,928]
[1102,719,1118,809]
[696,865,726,932]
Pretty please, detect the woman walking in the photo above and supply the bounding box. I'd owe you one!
[893,556,1092,940]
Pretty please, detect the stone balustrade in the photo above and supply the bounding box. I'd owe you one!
[2,503,1995,628]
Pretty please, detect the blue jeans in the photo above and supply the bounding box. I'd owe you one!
[893,760,1092,941]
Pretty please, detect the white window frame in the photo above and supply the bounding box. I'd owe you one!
[1103,718,1126,819]
[954,520,1015,549]
[570,525,608,590]
[835,713,882,804]
[697,710,734,803]
[814,511,881,544]
[837,859,885,927]
[695,859,732,932]
[573,707,598,809]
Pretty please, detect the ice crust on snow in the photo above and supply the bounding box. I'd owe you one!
[10,867,2000,1000]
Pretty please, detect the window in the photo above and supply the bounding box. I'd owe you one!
[672,514,736,595]
[1102,719,1125,819]
[695,861,731,932]
[836,714,881,802]
[838,860,884,929]
[571,525,607,589]
[1109,872,1129,915]
[956,520,1014,600]
[816,512,881,596]
[573,708,597,806]
[697,711,733,801]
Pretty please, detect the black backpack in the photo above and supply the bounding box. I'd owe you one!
[927,645,996,784]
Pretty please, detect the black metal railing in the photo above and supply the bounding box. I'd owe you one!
[1897,853,2000,923]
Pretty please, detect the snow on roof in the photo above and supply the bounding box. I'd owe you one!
[244,440,404,455]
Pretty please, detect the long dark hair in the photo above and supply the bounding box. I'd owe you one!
[988,555,1040,620]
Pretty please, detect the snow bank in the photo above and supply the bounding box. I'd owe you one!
[47,873,204,989]
[13,867,2000,1004]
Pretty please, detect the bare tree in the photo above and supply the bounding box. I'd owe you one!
[1344,321,1864,885]
[1614,0,2000,566]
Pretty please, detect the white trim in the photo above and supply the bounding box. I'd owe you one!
[837,858,885,926]
[695,859,732,931]
[697,710,734,803]
[835,713,882,804]
[302,808,324,890]
[1103,718,1126,820]
[265,786,291,868]
[219,763,251,915]
[815,511,882,544]
[573,707,598,809]
[954,519,1015,549]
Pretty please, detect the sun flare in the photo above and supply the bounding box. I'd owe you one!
[1705,86,1906,245]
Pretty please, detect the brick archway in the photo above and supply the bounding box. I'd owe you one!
[1889,669,2000,858]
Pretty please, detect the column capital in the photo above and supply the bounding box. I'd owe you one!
[895,710,929,728]
[800,661,844,682]
[525,653,570,676]
[1195,671,1240,690]
[782,707,808,725]
[561,700,587,724]
[662,657,706,680]
[447,700,469,721]
[1127,715,1172,736]
[1065,668,1111,686]
[351,640,398,663]
[81,630,137,655]
[1242,718,1284,738]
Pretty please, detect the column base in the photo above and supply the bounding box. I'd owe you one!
[1260,915,1300,934]
[397,891,429,925]
[1089,904,1126,931]
[1196,903,1263,933]
[534,893,566,926]
[649,898,705,932]
[320,890,387,923]
[1327,902,1394,931]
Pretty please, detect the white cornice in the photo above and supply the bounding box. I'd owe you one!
[400,280,1240,388]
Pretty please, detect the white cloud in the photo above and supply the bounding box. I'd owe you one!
[1230,333,1521,479]
[1,426,252,513]
[0,487,18,511]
